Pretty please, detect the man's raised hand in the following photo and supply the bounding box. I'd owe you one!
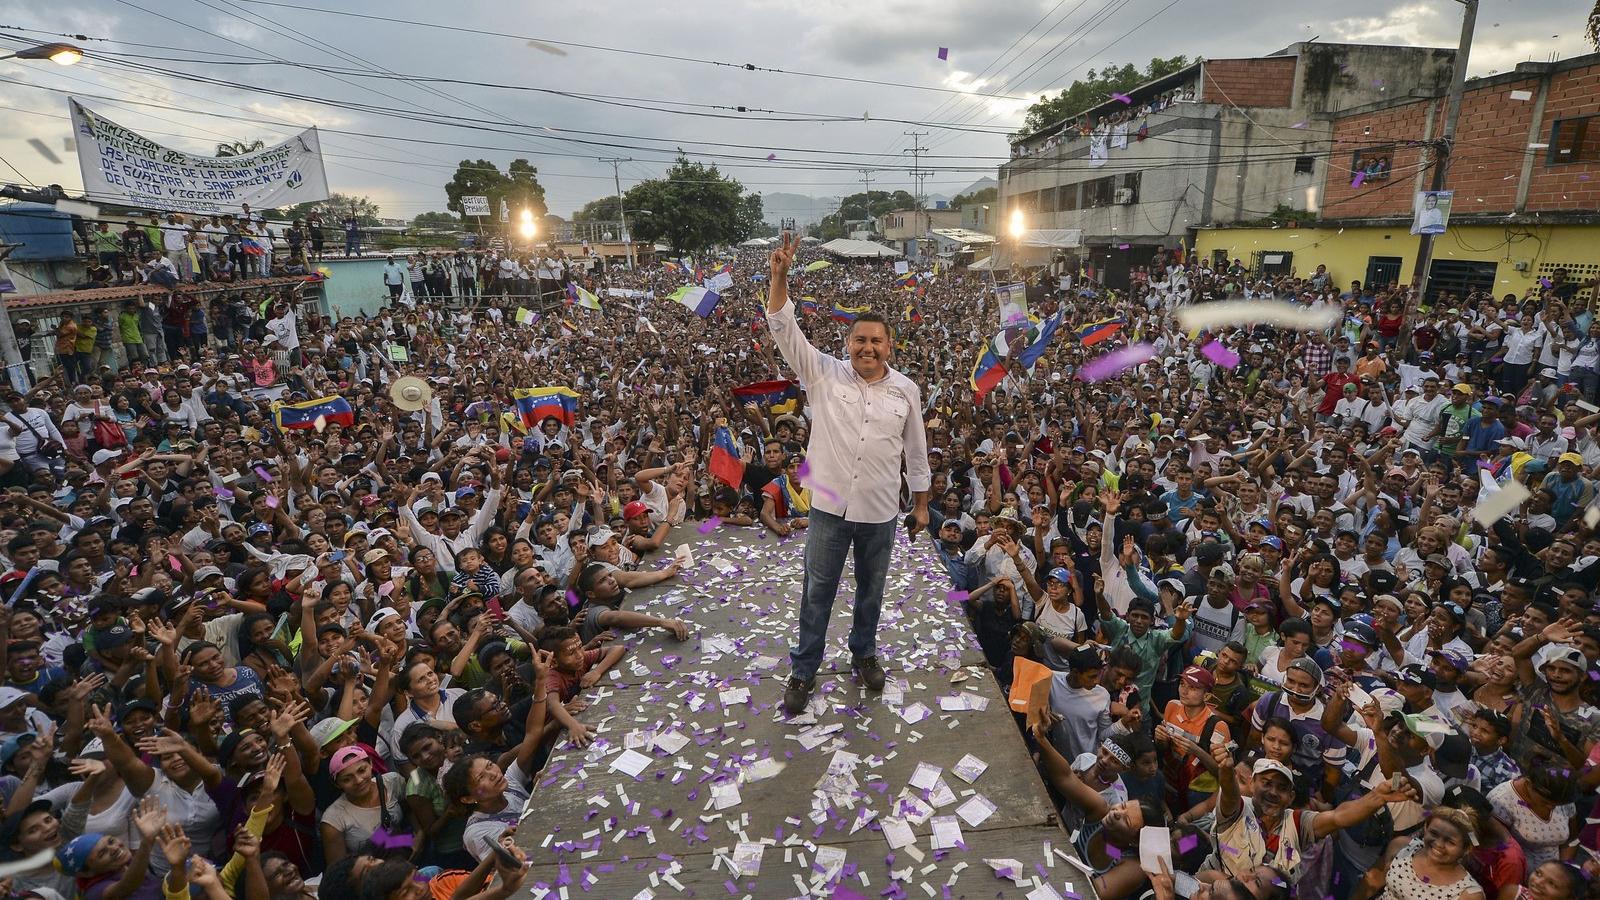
[768,231,798,277]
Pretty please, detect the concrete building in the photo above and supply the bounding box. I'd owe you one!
[876,208,963,257]
[1195,52,1600,304]
[998,42,1455,290]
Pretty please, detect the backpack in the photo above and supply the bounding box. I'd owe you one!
[1163,713,1222,811]
[1330,751,1392,848]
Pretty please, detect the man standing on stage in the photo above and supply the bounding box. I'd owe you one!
[765,233,932,714]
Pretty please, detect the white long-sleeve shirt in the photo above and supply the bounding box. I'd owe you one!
[765,299,931,523]
[399,487,503,572]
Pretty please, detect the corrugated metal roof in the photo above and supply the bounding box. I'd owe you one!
[5,276,319,312]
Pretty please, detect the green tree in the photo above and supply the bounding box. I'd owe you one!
[951,186,998,208]
[443,159,548,221]
[1017,55,1189,136]
[811,190,918,240]
[621,155,761,254]
[412,211,460,228]
[1589,3,1599,47]
[215,139,265,158]
[275,192,381,225]
[572,195,623,223]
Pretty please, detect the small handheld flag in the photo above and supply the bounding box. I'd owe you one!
[669,284,721,318]
[513,386,581,428]
[274,396,354,431]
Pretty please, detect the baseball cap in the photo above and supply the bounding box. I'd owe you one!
[1559,452,1585,467]
[1286,657,1324,685]
[192,565,224,582]
[622,500,650,520]
[91,448,122,466]
[328,746,368,776]
[1451,383,1472,395]
[1397,663,1438,689]
[1342,621,1380,648]
[1535,643,1586,673]
[586,528,618,548]
[1370,687,1406,717]
[1252,758,1295,784]
[1047,567,1073,584]
[1426,648,1471,671]
[309,717,358,747]
[1433,733,1471,780]
[1180,665,1215,690]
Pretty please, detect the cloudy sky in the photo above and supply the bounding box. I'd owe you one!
[0,0,1589,221]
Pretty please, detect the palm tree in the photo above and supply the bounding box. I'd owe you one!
[214,139,265,158]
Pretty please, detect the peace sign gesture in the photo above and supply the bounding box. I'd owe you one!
[769,232,799,278]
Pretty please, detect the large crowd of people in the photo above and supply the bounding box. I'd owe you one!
[0,210,1596,900]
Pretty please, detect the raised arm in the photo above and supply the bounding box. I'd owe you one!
[763,233,829,387]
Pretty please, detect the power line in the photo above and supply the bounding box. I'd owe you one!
[226,0,1042,102]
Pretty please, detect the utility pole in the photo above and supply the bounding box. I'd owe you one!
[600,157,633,270]
[1408,0,1477,301]
[858,169,874,236]
[903,131,930,258]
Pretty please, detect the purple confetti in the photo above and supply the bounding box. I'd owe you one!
[1200,340,1240,369]
[1079,342,1156,382]
[1177,833,1200,854]
[699,516,722,534]
[1117,243,1131,250]
[1291,121,1307,129]
[1104,844,1122,860]
[936,47,948,61]
[796,459,843,506]
[1351,172,1366,188]
[766,154,777,161]
[254,466,273,482]
[566,589,582,610]
[1112,92,1132,104]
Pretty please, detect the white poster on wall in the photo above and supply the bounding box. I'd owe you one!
[69,97,329,214]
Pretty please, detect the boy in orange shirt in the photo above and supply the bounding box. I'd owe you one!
[1158,665,1231,813]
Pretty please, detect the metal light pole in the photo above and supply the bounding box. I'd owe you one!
[600,157,632,270]
[1409,0,1478,301]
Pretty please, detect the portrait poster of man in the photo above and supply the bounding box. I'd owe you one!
[1410,190,1453,235]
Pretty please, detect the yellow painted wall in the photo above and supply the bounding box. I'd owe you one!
[1193,223,1600,297]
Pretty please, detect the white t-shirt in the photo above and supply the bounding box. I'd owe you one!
[322,771,407,857]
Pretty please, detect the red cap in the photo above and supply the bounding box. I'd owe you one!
[623,500,650,520]
[1180,665,1215,690]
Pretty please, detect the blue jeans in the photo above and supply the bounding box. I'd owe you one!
[789,508,897,682]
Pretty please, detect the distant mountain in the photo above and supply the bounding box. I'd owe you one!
[759,193,839,226]
[952,177,997,200]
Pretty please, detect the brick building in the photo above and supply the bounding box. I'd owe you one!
[1197,53,1600,303]
[998,42,1455,289]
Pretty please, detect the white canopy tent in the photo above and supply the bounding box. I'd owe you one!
[819,238,901,259]
[987,228,1083,268]
[738,237,772,248]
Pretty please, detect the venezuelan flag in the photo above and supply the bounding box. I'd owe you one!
[904,303,923,324]
[1077,317,1125,346]
[970,340,1007,403]
[708,423,746,488]
[513,386,581,428]
[830,302,871,323]
[800,297,819,316]
[733,380,800,416]
[661,260,682,273]
[763,473,811,516]
[893,273,918,291]
[274,396,354,430]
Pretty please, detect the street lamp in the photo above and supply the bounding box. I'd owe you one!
[0,42,84,65]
